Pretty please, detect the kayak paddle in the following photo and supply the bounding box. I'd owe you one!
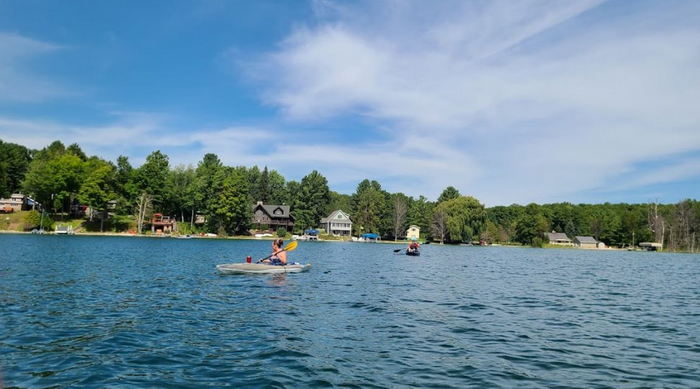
[256,240,299,263]
[393,248,402,252]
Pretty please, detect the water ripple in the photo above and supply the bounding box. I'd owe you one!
[1,235,699,388]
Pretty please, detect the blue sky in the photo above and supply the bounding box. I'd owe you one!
[0,0,699,205]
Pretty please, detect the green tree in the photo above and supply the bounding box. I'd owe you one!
[486,205,523,243]
[194,153,224,226]
[390,193,409,240]
[66,143,87,161]
[0,140,32,197]
[407,195,434,238]
[78,160,117,231]
[514,203,550,246]
[34,140,65,161]
[435,196,486,243]
[293,170,331,232]
[132,151,170,209]
[165,165,196,223]
[352,179,388,236]
[284,180,300,207]
[267,170,287,204]
[256,166,270,203]
[115,155,136,214]
[327,191,353,216]
[22,150,85,213]
[214,168,252,235]
[437,186,460,203]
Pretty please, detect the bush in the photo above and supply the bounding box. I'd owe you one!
[531,236,545,248]
[23,210,53,231]
[277,227,287,238]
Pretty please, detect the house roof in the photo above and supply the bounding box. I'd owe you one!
[546,232,571,241]
[321,209,351,223]
[575,236,598,244]
[252,203,294,220]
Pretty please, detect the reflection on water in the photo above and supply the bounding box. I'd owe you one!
[1,235,699,388]
[268,273,288,287]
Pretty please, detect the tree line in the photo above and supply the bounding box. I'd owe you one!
[1,139,698,251]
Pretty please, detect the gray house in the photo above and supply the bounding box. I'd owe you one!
[320,210,352,236]
[252,202,295,231]
[574,236,598,249]
[545,231,573,245]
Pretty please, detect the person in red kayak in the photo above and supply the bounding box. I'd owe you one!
[407,240,420,254]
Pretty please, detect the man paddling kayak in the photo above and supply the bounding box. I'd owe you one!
[260,239,287,265]
[407,240,420,254]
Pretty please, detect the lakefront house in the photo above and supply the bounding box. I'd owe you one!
[406,225,420,240]
[545,231,573,246]
[0,193,38,213]
[320,210,352,236]
[251,201,295,231]
[574,236,599,249]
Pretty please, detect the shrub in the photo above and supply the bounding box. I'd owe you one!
[23,210,53,231]
[277,227,287,238]
[531,236,545,248]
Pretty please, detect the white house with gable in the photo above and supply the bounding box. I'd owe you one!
[406,225,420,240]
[320,210,352,236]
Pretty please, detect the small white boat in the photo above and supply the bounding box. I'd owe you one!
[216,262,311,275]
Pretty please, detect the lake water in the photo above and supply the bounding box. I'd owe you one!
[1,234,699,388]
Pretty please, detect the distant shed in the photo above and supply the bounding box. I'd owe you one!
[574,236,598,249]
[545,232,572,246]
[639,242,663,251]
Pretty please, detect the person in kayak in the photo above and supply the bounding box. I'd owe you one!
[407,241,420,254]
[262,239,287,265]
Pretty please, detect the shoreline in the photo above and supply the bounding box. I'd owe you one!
[0,229,676,252]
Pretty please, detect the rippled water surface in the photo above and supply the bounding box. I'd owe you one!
[1,234,699,388]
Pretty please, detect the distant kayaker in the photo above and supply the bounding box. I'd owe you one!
[407,241,420,254]
[262,239,287,265]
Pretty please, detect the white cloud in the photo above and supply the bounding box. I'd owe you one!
[0,111,477,196]
[2,2,699,204]
[248,0,700,204]
[0,32,68,102]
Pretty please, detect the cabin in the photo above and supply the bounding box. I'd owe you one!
[406,225,420,240]
[0,193,34,213]
[151,213,176,234]
[320,210,352,236]
[251,202,295,232]
[574,236,598,249]
[545,231,573,246]
[639,242,663,251]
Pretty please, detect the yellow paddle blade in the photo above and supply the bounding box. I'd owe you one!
[284,240,299,252]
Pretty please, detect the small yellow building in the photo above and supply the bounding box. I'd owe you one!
[406,225,420,240]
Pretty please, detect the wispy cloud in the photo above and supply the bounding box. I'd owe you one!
[1,2,699,204]
[0,111,476,195]
[245,0,700,203]
[0,32,68,102]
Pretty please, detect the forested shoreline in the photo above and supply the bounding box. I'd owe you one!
[1,139,698,252]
